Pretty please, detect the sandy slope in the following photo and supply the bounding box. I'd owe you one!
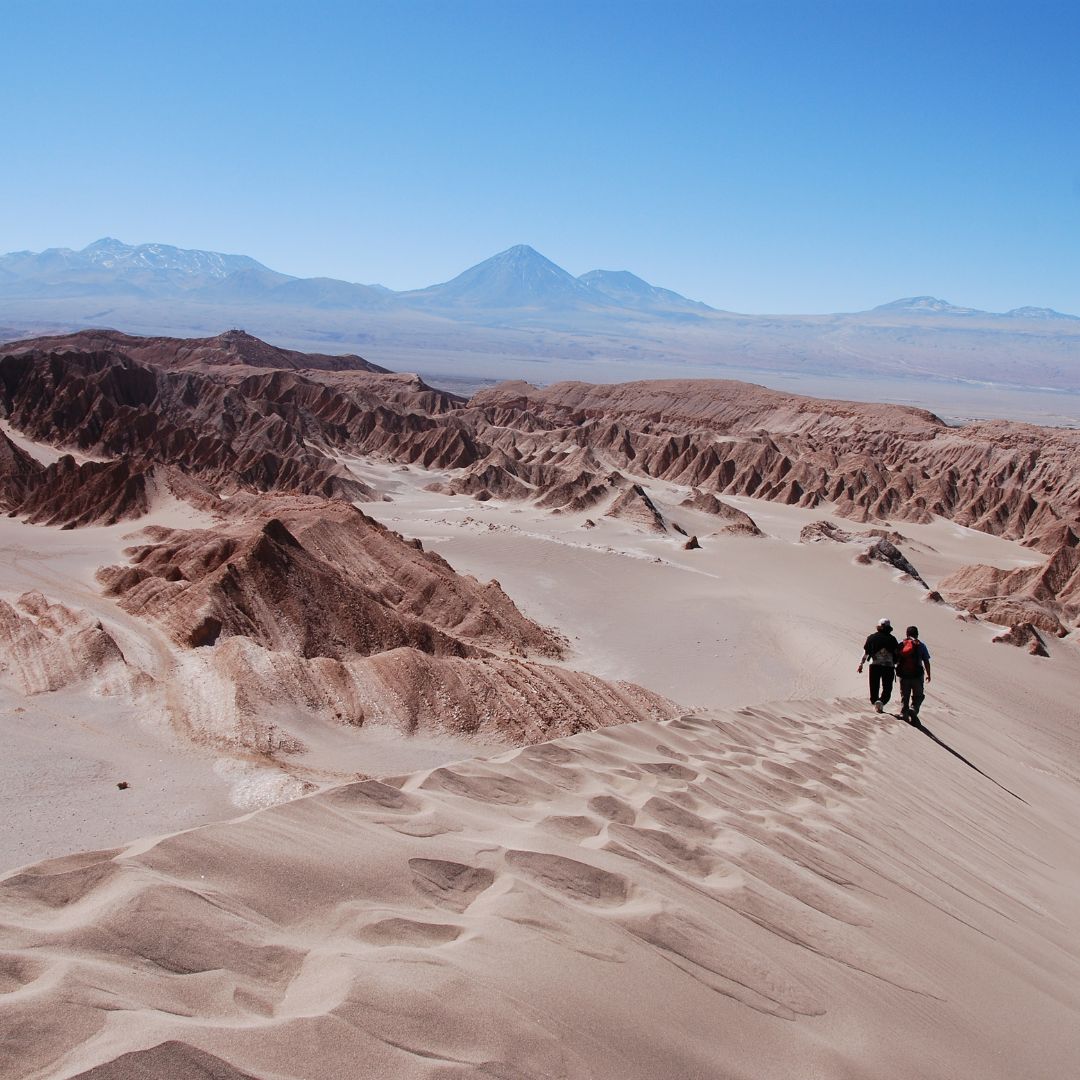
[3,448,1078,874]
[0,487,508,869]
[2,425,1079,1077]
[355,460,1072,712]
[2,694,1078,1079]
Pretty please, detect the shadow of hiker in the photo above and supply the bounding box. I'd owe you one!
[905,717,1027,803]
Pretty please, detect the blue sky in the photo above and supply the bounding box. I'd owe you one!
[2,0,1077,313]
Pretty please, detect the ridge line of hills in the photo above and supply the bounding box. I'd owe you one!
[1,329,1077,641]
[3,238,1076,320]
[3,240,1080,403]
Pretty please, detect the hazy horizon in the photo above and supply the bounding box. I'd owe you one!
[4,235,1077,319]
[3,1,1078,315]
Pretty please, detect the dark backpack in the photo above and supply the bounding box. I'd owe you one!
[897,637,922,676]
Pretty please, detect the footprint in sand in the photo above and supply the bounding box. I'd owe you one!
[604,824,718,880]
[62,1041,264,1080]
[638,761,698,782]
[0,848,124,909]
[0,953,46,993]
[408,858,496,912]
[653,742,690,762]
[542,814,603,840]
[325,780,419,814]
[419,767,555,806]
[505,850,630,907]
[355,917,463,947]
[521,742,577,766]
[642,796,716,837]
[587,795,636,825]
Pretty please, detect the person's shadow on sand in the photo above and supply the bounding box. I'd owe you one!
[899,715,1027,804]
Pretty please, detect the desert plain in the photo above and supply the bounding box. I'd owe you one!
[0,330,1078,1078]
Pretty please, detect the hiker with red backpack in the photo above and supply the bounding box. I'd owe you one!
[858,617,900,713]
[897,625,932,723]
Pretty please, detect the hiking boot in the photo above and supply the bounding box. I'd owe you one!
[874,700,883,713]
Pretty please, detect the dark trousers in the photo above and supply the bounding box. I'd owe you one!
[900,675,925,719]
[869,665,894,706]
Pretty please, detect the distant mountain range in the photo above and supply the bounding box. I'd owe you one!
[0,239,716,317]
[4,238,1075,322]
[1,238,1078,395]
[870,295,1078,320]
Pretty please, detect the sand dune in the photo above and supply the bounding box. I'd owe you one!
[3,696,1079,1079]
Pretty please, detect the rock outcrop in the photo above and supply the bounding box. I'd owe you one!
[4,336,1078,548]
[681,489,763,536]
[859,538,930,589]
[799,520,929,590]
[991,622,1050,656]
[939,540,1080,636]
[470,381,1080,545]
[98,500,561,660]
[605,484,667,532]
[180,639,673,752]
[0,592,145,696]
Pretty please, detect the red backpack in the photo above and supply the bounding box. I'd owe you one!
[897,637,921,676]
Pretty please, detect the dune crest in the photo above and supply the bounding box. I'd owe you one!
[2,698,1077,1079]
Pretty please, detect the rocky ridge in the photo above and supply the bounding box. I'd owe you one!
[97,499,559,660]
[0,591,146,697]
[0,328,389,373]
[939,533,1080,637]
[0,334,685,764]
[2,331,1078,675]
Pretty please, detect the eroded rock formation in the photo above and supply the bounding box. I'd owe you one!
[98,499,560,660]
[6,335,1076,551]
[939,541,1080,636]
[682,489,764,536]
[469,380,1080,546]
[0,592,145,696]
[800,520,929,590]
[991,622,1050,656]
[605,484,667,532]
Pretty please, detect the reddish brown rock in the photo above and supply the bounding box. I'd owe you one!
[1,327,389,373]
[991,623,1050,657]
[0,591,145,695]
[939,543,1079,636]
[681,489,763,536]
[863,538,929,589]
[5,335,1078,548]
[471,380,1080,545]
[800,520,854,544]
[98,499,562,661]
[605,484,667,532]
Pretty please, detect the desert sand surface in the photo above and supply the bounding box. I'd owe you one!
[2,332,1079,1078]
[3,696,1079,1079]
[0,492,507,870]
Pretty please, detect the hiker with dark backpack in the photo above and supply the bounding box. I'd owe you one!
[858,617,900,713]
[897,625,932,723]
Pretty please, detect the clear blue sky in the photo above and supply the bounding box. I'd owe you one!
[2,0,1077,313]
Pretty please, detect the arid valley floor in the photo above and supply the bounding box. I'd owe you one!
[1,330,1078,1078]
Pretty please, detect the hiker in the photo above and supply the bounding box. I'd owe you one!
[897,625,932,723]
[858,617,899,713]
